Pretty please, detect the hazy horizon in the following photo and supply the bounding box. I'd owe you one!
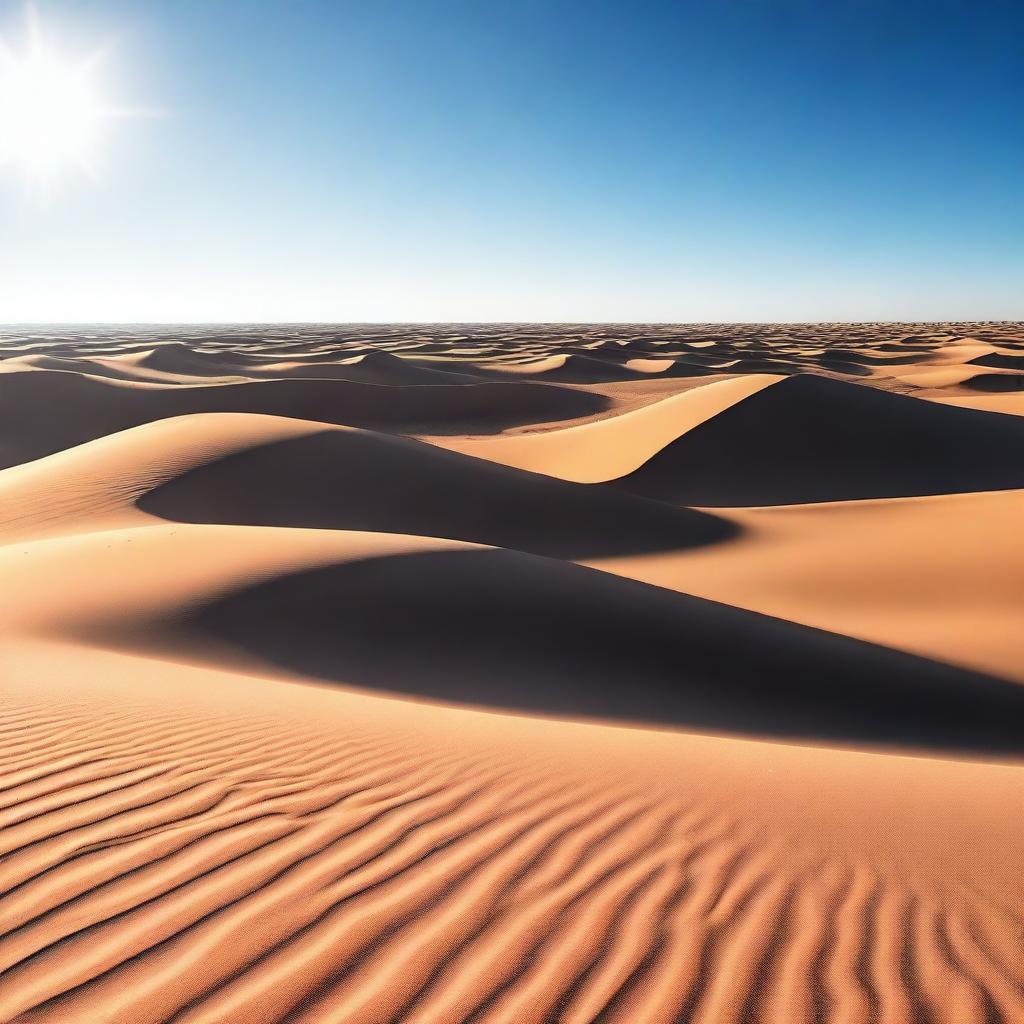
[3,317,1023,329]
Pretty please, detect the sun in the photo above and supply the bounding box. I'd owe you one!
[0,6,120,182]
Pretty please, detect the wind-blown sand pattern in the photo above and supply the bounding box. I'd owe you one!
[1,323,1022,1023]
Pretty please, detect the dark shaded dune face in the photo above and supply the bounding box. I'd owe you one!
[960,372,1024,392]
[615,374,1024,506]
[254,349,490,385]
[968,352,1024,370]
[876,341,934,352]
[721,357,795,373]
[0,370,609,469]
[448,353,704,384]
[264,360,487,386]
[130,343,247,376]
[182,549,1024,757]
[814,358,872,376]
[215,378,612,437]
[820,348,918,366]
[499,354,647,383]
[657,353,734,368]
[649,360,724,378]
[4,354,157,384]
[126,348,487,387]
[138,429,736,559]
[328,354,487,385]
[0,371,150,468]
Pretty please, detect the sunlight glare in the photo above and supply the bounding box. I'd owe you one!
[0,7,118,182]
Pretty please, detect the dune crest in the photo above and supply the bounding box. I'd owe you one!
[426,373,781,482]
[614,373,1024,505]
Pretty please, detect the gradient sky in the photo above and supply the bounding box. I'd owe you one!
[1,0,1021,322]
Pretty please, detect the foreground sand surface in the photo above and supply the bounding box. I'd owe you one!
[1,322,1022,1023]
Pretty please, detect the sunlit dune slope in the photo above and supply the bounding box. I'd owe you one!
[593,487,1024,684]
[426,374,781,482]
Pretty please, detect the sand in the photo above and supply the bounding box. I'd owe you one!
[1,322,1022,1023]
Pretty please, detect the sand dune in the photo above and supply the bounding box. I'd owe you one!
[6,513,1017,755]
[177,545,1024,755]
[614,373,1024,505]
[116,341,258,378]
[592,487,1024,683]
[428,374,780,482]
[475,352,659,383]
[136,423,736,559]
[1,352,248,386]
[0,412,734,557]
[968,350,1024,370]
[1,322,1022,1024]
[251,350,489,386]
[0,368,609,469]
[0,413,317,541]
[958,371,1024,393]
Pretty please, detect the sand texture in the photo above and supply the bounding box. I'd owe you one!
[1,322,1022,1023]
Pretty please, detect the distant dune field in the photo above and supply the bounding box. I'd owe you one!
[1,322,1022,1023]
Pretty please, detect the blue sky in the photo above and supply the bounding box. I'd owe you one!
[1,0,1021,322]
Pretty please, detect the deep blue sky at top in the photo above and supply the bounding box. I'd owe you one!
[1,0,1021,321]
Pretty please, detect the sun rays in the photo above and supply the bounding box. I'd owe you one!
[0,3,144,185]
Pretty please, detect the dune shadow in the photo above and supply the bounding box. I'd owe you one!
[182,548,1024,758]
[961,373,1024,393]
[615,373,1024,505]
[967,352,1024,371]
[139,429,737,559]
[0,370,612,469]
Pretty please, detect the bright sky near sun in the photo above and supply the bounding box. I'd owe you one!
[0,0,1021,323]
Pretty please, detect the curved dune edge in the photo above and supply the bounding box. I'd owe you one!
[925,392,1024,416]
[893,366,1024,391]
[423,374,782,482]
[890,365,993,388]
[0,413,320,541]
[0,412,736,558]
[1,638,1022,1024]
[0,367,612,470]
[6,522,1022,758]
[590,487,1024,684]
[613,374,1024,505]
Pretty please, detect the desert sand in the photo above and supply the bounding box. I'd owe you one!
[1,322,1022,1023]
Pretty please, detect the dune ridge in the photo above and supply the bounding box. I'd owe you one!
[613,373,1024,505]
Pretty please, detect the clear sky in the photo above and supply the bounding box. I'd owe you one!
[0,0,1021,323]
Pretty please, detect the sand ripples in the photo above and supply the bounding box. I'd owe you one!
[1,689,1020,1024]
